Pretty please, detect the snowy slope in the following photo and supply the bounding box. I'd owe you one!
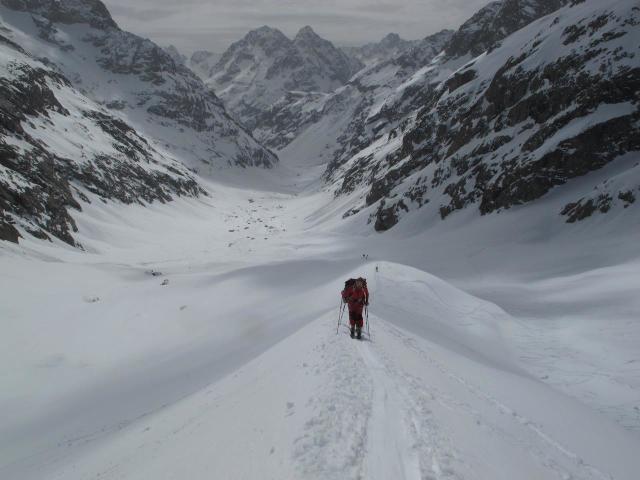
[445,0,567,58]
[2,207,640,480]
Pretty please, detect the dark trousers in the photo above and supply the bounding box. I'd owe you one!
[349,310,363,328]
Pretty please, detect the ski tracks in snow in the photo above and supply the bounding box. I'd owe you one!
[358,341,440,480]
[293,315,620,480]
[292,330,373,479]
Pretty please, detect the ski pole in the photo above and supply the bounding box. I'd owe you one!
[365,305,370,338]
[336,300,345,334]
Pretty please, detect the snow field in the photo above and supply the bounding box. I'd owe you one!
[3,235,640,479]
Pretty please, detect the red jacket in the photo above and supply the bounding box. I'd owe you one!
[342,286,368,312]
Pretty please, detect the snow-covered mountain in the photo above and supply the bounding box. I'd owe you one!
[342,33,419,66]
[250,2,571,160]
[324,0,639,231]
[322,0,574,185]
[0,0,276,246]
[207,25,363,130]
[252,28,454,152]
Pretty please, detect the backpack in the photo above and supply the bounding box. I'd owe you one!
[344,277,367,290]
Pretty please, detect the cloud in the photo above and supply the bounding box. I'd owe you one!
[101,0,492,55]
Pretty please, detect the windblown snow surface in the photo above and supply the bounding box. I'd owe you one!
[1,144,640,480]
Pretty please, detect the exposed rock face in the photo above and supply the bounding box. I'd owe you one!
[207,25,363,130]
[562,187,638,223]
[0,213,19,243]
[1,0,117,29]
[445,0,568,58]
[334,0,640,231]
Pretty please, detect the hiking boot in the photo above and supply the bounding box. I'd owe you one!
[350,326,355,338]
[356,328,362,339]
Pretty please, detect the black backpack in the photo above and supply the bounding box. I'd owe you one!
[344,277,367,290]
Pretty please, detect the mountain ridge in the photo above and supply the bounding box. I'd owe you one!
[207,24,363,130]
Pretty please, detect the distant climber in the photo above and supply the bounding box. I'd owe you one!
[342,277,369,339]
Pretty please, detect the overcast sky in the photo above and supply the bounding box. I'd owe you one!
[101,0,491,56]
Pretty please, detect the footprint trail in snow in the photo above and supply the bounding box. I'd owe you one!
[290,312,635,480]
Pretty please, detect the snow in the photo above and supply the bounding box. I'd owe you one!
[1,0,640,478]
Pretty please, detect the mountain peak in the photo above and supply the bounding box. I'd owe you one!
[294,25,322,42]
[210,23,362,130]
[445,0,567,58]
[380,32,403,47]
[242,25,290,48]
[248,25,287,38]
[253,25,281,34]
